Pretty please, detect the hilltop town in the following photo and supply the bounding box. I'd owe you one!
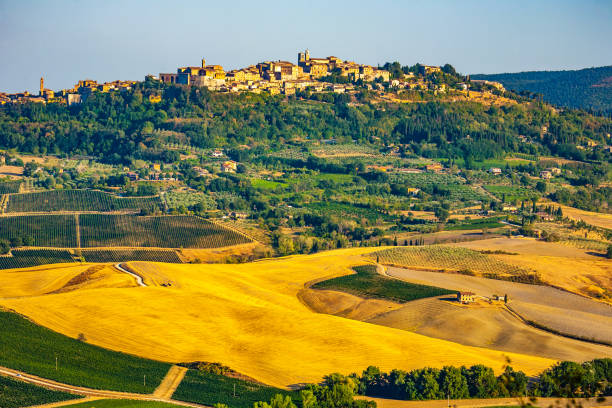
[0,50,510,106]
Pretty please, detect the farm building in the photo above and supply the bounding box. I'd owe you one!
[221,160,237,172]
[457,291,476,304]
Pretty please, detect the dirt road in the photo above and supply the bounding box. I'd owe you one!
[0,365,203,407]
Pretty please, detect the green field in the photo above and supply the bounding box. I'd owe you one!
[173,369,297,408]
[395,173,486,202]
[0,214,251,250]
[0,180,21,194]
[5,189,161,213]
[61,400,182,408]
[483,185,540,202]
[79,215,251,248]
[306,201,391,222]
[312,265,454,303]
[80,249,183,263]
[0,310,171,393]
[0,249,76,269]
[445,216,505,230]
[251,179,287,190]
[0,215,77,247]
[0,375,80,408]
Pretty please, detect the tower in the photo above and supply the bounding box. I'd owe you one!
[201,58,206,68]
[40,77,44,96]
[305,49,310,61]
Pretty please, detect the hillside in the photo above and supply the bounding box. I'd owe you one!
[472,66,612,113]
[0,248,555,388]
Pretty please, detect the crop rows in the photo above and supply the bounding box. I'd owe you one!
[0,375,79,408]
[483,185,540,202]
[174,369,298,408]
[0,215,77,247]
[79,215,251,248]
[395,173,486,201]
[80,249,183,263]
[370,246,528,276]
[0,180,21,194]
[0,310,170,393]
[0,249,75,270]
[6,189,161,213]
[312,265,454,303]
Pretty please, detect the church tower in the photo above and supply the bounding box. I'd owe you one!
[201,58,206,68]
[40,77,44,96]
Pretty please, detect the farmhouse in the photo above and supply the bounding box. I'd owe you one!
[540,170,553,179]
[221,160,237,173]
[457,291,476,304]
[489,167,502,175]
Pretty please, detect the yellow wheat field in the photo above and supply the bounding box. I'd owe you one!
[0,248,555,388]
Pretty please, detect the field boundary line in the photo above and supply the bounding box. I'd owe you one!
[204,217,261,245]
[153,365,188,398]
[75,214,81,250]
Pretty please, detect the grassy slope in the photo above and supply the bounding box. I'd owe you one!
[0,375,80,408]
[312,265,454,302]
[0,310,170,393]
[61,400,181,408]
[173,370,298,408]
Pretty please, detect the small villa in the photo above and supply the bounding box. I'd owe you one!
[457,291,476,304]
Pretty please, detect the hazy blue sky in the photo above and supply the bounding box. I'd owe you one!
[1,0,611,93]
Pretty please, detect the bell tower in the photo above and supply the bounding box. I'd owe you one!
[40,77,44,96]
[201,58,206,68]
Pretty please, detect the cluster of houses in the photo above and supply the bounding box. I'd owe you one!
[0,77,138,106]
[489,166,561,179]
[152,50,392,96]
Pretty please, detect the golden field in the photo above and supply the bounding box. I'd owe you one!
[451,237,612,301]
[557,204,612,230]
[0,248,555,388]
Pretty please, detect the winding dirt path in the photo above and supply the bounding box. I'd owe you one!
[0,364,205,407]
[115,263,146,287]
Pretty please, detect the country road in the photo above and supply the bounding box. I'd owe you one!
[115,263,147,287]
[0,365,206,407]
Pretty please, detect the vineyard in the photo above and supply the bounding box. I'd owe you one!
[80,249,183,263]
[5,189,161,213]
[483,185,540,202]
[369,246,529,277]
[395,173,487,202]
[0,215,77,247]
[312,265,454,303]
[79,215,251,248]
[0,180,21,194]
[173,369,298,408]
[0,375,79,408]
[0,249,75,270]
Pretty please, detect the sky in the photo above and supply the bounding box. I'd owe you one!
[1,0,611,93]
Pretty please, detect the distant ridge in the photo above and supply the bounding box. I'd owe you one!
[472,65,612,114]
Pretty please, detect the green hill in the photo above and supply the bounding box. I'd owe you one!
[472,66,612,114]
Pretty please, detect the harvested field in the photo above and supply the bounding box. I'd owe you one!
[366,295,612,361]
[450,237,612,302]
[0,248,555,388]
[557,204,612,229]
[385,267,612,345]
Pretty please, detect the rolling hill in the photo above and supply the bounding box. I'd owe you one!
[0,248,555,388]
[472,65,612,113]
